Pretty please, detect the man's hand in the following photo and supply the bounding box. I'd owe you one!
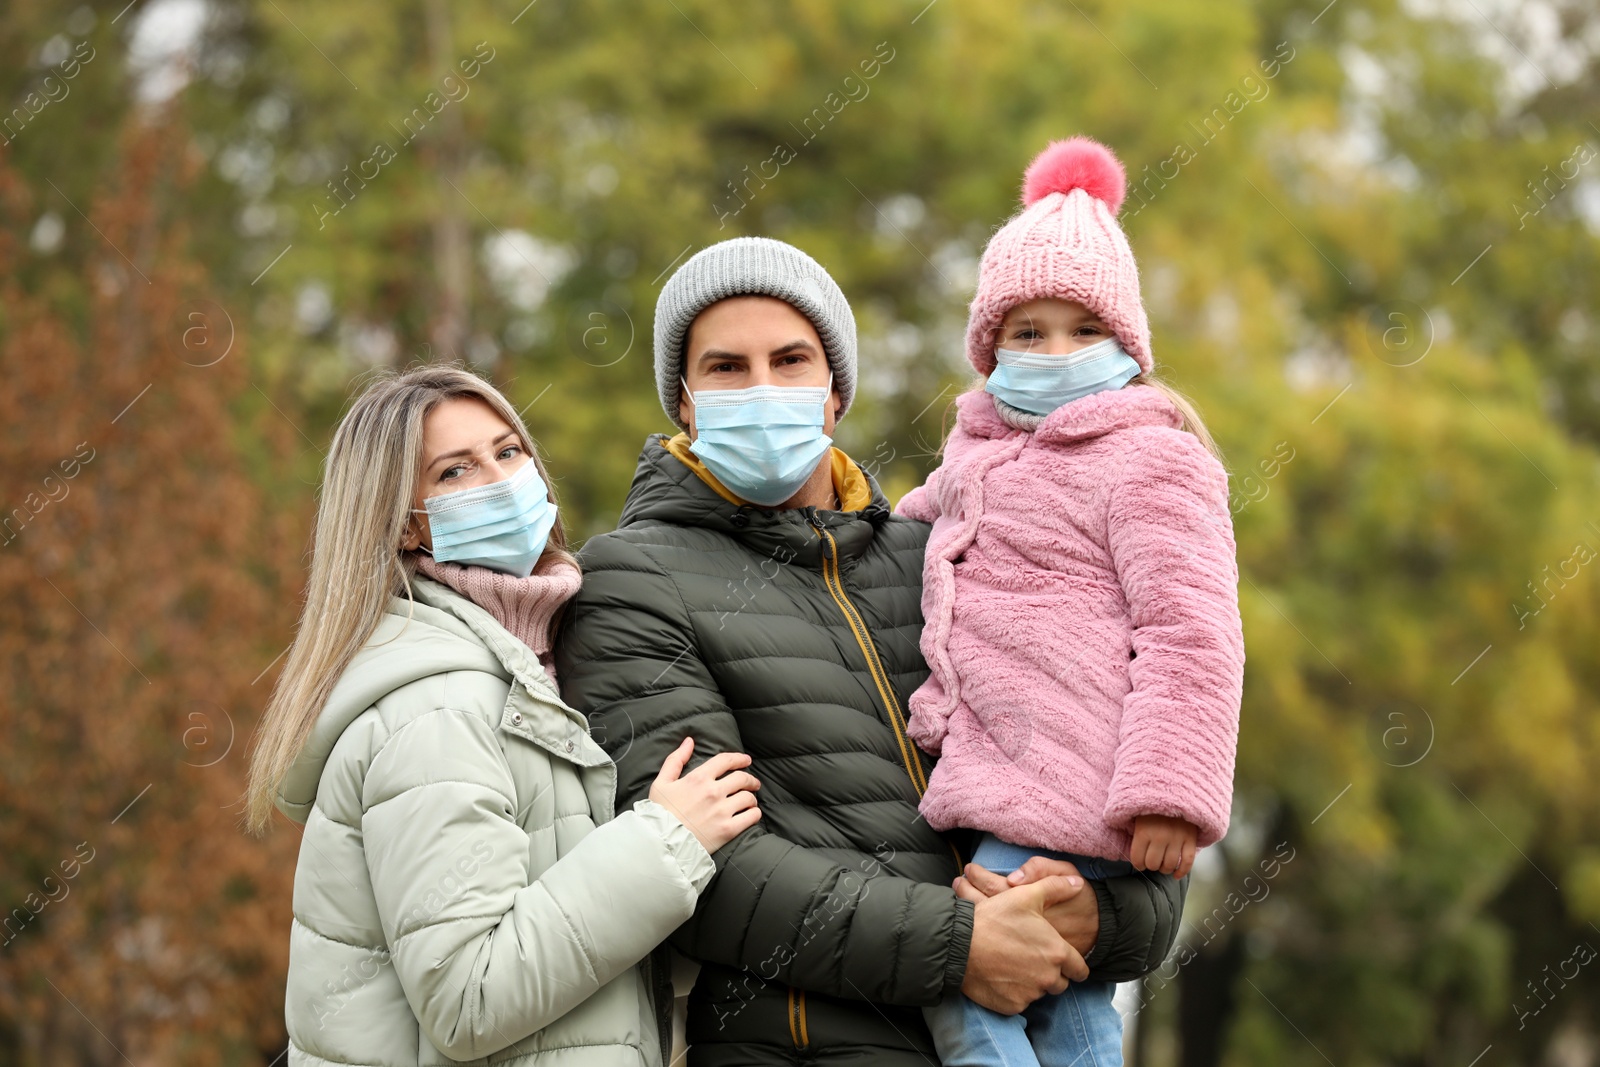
[1130,814,1198,878]
[960,860,1100,960]
[957,876,1090,1015]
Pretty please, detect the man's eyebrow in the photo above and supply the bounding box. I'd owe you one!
[427,430,517,472]
[695,348,748,365]
[694,339,816,365]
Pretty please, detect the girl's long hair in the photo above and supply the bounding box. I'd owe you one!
[243,364,575,834]
[1129,372,1225,465]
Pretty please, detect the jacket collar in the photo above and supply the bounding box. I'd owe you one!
[408,575,610,767]
[661,432,874,512]
[616,434,892,570]
[955,385,1182,444]
[406,575,560,701]
[274,576,605,826]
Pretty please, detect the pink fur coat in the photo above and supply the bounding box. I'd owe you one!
[898,386,1244,861]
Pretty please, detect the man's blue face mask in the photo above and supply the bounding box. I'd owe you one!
[984,336,1142,417]
[685,375,833,507]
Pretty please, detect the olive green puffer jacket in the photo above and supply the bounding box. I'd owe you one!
[556,436,1188,1066]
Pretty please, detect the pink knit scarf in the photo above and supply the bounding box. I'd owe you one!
[410,551,582,678]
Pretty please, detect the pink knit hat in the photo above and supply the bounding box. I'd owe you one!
[966,137,1152,376]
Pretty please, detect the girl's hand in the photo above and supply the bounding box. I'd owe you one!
[1130,814,1198,879]
[648,738,761,854]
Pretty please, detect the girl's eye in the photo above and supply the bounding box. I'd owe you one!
[1076,325,1104,336]
[1014,328,1041,340]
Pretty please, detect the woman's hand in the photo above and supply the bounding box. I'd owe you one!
[959,859,1100,960]
[1130,814,1198,878]
[648,737,761,854]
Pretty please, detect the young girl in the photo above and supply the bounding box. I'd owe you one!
[899,138,1245,1066]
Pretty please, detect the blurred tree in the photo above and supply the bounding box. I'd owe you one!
[0,93,300,1067]
[0,0,1596,1062]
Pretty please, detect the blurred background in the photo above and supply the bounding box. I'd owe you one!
[2,0,1598,1063]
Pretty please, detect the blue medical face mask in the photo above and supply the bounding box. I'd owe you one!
[414,459,556,577]
[984,336,1143,417]
[686,376,834,508]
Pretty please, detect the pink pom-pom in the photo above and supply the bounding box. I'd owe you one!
[1021,137,1127,214]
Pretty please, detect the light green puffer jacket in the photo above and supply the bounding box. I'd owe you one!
[275,574,715,1067]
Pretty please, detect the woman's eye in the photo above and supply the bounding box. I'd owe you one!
[498,444,522,460]
[441,465,465,481]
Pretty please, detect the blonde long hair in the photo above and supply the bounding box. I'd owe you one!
[243,365,574,833]
[1129,372,1225,465]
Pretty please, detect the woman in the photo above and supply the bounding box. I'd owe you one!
[244,365,760,1067]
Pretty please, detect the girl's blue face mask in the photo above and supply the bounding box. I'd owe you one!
[685,376,833,508]
[984,336,1142,417]
[414,459,556,577]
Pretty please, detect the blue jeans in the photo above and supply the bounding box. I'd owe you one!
[925,833,1132,1067]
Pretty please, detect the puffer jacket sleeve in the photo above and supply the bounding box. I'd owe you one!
[360,701,715,1061]
[557,535,975,1007]
[1103,428,1245,848]
[1085,869,1189,981]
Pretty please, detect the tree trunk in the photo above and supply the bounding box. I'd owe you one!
[1177,929,1245,1067]
[425,0,470,363]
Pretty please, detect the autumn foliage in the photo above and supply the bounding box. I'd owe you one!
[0,117,301,1064]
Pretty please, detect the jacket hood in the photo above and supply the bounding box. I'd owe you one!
[957,384,1182,445]
[274,575,563,825]
[616,434,895,570]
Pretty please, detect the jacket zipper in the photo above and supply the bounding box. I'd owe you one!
[811,519,962,859]
[782,515,958,1050]
[787,986,809,1049]
[812,520,930,795]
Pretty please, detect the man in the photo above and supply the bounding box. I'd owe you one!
[557,237,1185,1065]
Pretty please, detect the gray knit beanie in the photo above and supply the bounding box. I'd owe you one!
[653,236,858,430]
